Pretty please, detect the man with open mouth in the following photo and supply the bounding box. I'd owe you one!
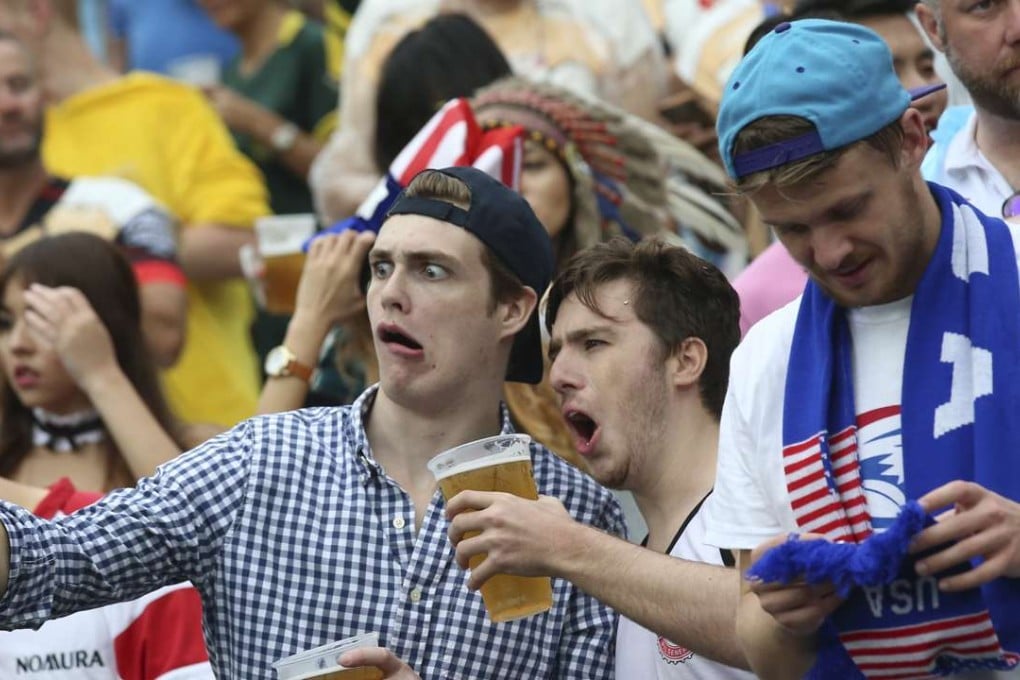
[0,166,625,679]
[446,237,754,679]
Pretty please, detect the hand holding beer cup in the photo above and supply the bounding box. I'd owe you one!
[446,492,574,590]
[273,632,388,680]
[255,214,317,315]
[428,434,554,623]
[336,647,421,680]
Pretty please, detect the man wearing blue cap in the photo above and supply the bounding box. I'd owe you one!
[705,18,1020,679]
[0,167,624,678]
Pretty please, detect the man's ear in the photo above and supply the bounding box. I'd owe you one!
[899,108,930,169]
[668,337,708,389]
[499,286,538,341]
[915,3,945,53]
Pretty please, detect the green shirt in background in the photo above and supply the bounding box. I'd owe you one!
[223,11,340,215]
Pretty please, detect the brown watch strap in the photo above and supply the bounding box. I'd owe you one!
[285,358,314,382]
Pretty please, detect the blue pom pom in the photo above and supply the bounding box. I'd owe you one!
[747,501,927,598]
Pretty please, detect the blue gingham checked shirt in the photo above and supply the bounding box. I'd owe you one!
[0,386,625,678]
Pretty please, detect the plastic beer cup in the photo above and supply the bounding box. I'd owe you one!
[428,434,554,622]
[255,214,316,315]
[272,632,384,680]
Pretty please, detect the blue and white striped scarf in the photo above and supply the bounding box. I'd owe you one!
[777,183,1020,678]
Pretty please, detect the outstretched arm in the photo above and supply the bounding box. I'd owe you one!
[447,491,748,669]
[0,425,251,628]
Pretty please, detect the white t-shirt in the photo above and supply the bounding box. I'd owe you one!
[704,220,1020,679]
[615,501,755,680]
[0,583,211,679]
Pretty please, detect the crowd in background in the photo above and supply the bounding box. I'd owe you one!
[0,0,1017,678]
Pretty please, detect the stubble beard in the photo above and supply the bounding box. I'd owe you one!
[597,372,670,491]
[945,44,1020,121]
[0,126,42,169]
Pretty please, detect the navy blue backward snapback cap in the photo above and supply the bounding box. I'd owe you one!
[716,19,946,180]
[386,166,554,384]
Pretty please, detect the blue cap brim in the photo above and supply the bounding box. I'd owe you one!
[908,83,947,101]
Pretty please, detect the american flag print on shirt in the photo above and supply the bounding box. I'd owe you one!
[782,410,1017,677]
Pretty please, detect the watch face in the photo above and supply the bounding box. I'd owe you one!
[265,346,288,375]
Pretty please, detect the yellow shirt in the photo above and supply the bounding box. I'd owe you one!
[44,74,270,427]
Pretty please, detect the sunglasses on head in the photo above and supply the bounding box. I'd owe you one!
[1003,190,1020,220]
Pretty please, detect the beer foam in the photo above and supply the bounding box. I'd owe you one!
[427,435,532,480]
[256,214,317,258]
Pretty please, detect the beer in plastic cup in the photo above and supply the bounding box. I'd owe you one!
[272,632,384,680]
[255,214,316,315]
[428,434,554,622]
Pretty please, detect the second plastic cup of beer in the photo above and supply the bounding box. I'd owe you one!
[255,214,316,315]
[272,632,384,680]
[428,434,553,623]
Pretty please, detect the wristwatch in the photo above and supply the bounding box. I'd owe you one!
[269,122,300,154]
[264,345,314,382]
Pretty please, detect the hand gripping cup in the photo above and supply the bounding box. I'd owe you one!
[272,632,383,680]
[428,434,554,622]
[255,214,317,315]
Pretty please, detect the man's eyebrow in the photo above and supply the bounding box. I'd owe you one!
[824,190,871,217]
[403,250,458,265]
[565,325,616,343]
[368,248,457,265]
[548,324,617,358]
[767,190,872,229]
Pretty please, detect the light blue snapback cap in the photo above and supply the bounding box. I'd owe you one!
[717,19,945,180]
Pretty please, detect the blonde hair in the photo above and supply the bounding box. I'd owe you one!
[403,168,472,209]
[732,116,905,194]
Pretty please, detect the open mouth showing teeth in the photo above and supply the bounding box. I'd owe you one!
[380,328,422,350]
[566,411,597,443]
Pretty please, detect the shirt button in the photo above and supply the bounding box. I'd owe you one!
[409,587,422,603]
[393,516,406,529]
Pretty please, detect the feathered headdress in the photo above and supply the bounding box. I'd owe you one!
[471,77,747,257]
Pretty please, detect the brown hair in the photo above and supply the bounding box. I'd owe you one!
[732,115,905,193]
[0,233,180,489]
[545,236,741,420]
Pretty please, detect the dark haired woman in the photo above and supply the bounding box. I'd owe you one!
[0,233,210,678]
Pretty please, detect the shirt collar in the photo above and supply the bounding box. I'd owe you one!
[944,111,988,175]
[349,384,518,483]
[276,10,306,49]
